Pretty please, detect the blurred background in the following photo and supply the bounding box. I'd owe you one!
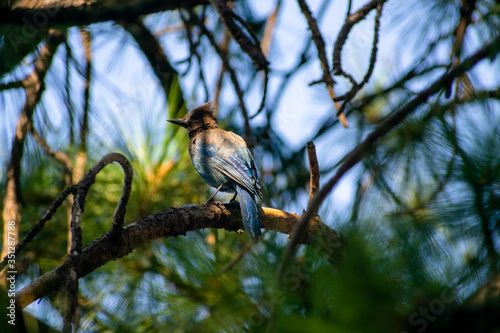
[1,0,500,331]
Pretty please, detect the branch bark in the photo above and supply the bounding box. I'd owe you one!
[17,204,344,309]
[1,0,208,26]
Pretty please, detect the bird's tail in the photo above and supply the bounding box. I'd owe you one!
[236,185,261,241]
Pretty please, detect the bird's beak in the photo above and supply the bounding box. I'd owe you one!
[167,117,188,128]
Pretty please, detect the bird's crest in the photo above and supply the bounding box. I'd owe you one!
[191,102,217,118]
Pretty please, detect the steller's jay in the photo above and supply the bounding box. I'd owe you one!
[167,103,262,240]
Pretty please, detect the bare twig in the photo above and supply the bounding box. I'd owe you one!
[217,239,256,275]
[80,28,92,154]
[276,141,320,279]
[445,0,477,98]
[187,10,252,140]
[261,0,281,57]
[306,142,320,211]
[63,153,133,331]
[154,24,184,36]
[0,186,77,272]
[214,29,231,110]
[179,12,210,100]
[333,0,387,77]
[334,0,385,116]
[208,0,268,71]
[0,80,23,91]
[277,31,500,281]
[111,155,134,230]
[29,124,73,174]
[297,0,348,127]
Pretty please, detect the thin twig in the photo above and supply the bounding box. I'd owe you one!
[335,1,385,117]
[306,142,320,212]
[180,12,210,100]
[261,0,281,57]
[63,153,133,331]
[0,186,77,272]
[276,141,320,279]
[29,124,73,174]
[187,9,252,140]
[217,240,255,275]
[214,29,231,110]
[208,0,268,71]
[297,0,348,127]
[277,31,500,281]
[0,80,23,91]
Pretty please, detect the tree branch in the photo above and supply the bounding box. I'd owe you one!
[208,0,268,71]
[333,0,385,115]
[0,185,77,272]
[1,30,65,275]
[296,0,348,127]
[277,31,500,280]
[187,9,252,140]
[63,153,133,331]
[1,0,208,27]
[17,204,344,308]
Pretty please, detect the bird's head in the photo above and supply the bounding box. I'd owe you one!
[167,102,218,132]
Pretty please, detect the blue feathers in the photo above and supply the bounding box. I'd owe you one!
[236,185,261,240]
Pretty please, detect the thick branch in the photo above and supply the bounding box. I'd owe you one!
[1,0,208,27]
[17,204,344,308]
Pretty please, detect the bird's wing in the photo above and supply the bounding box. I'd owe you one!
[195,133,262,199]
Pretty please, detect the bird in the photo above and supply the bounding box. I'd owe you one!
[167,102,263,241]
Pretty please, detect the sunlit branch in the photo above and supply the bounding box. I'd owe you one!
[17,203,343,308]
